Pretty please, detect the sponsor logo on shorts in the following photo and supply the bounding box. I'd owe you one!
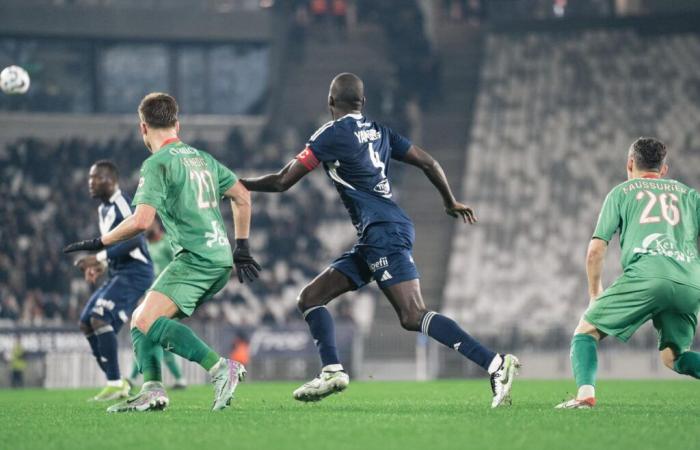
[380,271,393,282]
[92,298,115,316]
[369,256,389,272]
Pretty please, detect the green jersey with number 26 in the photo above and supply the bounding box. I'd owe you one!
[133,139,237,267]
[593,176,700,289]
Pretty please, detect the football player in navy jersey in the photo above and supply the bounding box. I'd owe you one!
[73,160,154,401]
[242,73,519,408]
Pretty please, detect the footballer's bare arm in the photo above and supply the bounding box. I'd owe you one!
[240,159,311,193]
[64,204,155,254]
[402,145,477,224]
[224,180,252,239]
[586,238,608,302]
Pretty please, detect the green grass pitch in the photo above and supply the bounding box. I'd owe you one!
[1,380,697,450]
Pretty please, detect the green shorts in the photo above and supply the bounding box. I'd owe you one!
[150,253,232,317]
[584,275,700,354]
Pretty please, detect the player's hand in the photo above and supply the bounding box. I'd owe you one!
[63,237,105,254]
[233,239,262,283]
[445,201,477,224]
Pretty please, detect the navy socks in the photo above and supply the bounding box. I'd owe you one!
[303,306,341,367]
[421,312,496,372]
[94,325,121,381]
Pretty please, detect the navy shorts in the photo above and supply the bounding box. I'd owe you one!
[331,222,420,290]
[79,273,152,332]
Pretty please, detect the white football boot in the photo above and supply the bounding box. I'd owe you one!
[293,365,349,402]
[490,354,521,408]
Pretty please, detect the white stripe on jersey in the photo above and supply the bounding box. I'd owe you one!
[99,205,116,236]
[113,191,133,218]
[309,120,334,142]
[129,248,149,264]
[328,162,356,190]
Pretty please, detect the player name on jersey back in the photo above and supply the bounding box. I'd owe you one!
[595,177,700,289]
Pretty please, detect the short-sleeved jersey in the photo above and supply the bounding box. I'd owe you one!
[98,189,153,277]
[133,139,237,267]
[593,176,700,289]
[296,113,412,234]
[147,236,174,277]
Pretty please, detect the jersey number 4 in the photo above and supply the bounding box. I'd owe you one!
[636,190,680,226]
[190,169,217,209]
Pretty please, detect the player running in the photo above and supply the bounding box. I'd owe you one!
[127,220,187,390]
[241,73,519,408]
[74,160,154,401]
[64,93,261,412]
[556,137,700,409]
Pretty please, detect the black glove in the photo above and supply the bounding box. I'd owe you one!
[63,237,105,254]
[233,239,261,283]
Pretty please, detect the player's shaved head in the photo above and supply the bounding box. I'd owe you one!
[329,73,365,112]
[629,137,667,171]
[92,160,118,181]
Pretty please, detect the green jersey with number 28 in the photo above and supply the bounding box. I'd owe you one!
[593,176,700,289]
[133,140,237,267]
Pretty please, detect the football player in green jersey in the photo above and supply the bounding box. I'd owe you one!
[64,93,261,412]
[556,137,700,409]
[127,220,187,390]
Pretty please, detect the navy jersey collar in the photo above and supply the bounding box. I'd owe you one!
[337,113,363,121]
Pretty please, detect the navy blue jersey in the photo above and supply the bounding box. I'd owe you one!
[97,189,153,278]
[297,113,413,234]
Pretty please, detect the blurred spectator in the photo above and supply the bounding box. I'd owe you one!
[229,331,251,366]
[10,336,26,388]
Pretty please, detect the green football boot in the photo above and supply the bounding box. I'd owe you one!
[91,379,130,402]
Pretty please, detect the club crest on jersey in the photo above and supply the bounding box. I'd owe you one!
[369,256,389,272]
[373,179,392,198]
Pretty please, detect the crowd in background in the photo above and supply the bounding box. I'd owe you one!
[0,129,370,328]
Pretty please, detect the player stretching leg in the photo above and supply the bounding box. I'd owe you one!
[64,93,261,412]
[127,220,187,390]
[556,138,700,409]
[74,160,154,401]
[242,73,519,408]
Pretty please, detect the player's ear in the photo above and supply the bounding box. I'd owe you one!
[361,96,366,108]
[660,163,669,177]
[140,122,148,135]
[175,121,180,134]
[328,95,335,108]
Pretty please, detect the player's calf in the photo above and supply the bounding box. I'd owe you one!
[669,350,700,379]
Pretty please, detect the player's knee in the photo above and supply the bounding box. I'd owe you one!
[398,309,425,332]
[573,318,601,340]
[297,285,322,312]
[131,308,153,334]
[660,348,677,371]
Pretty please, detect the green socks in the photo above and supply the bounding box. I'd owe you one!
[131,328,164,382]
[129,350,181,380]
[163,351,183,379]
[147,317,220,371]
[673,351,700,379]
[129,360,140,380]
[571,333,598,388]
